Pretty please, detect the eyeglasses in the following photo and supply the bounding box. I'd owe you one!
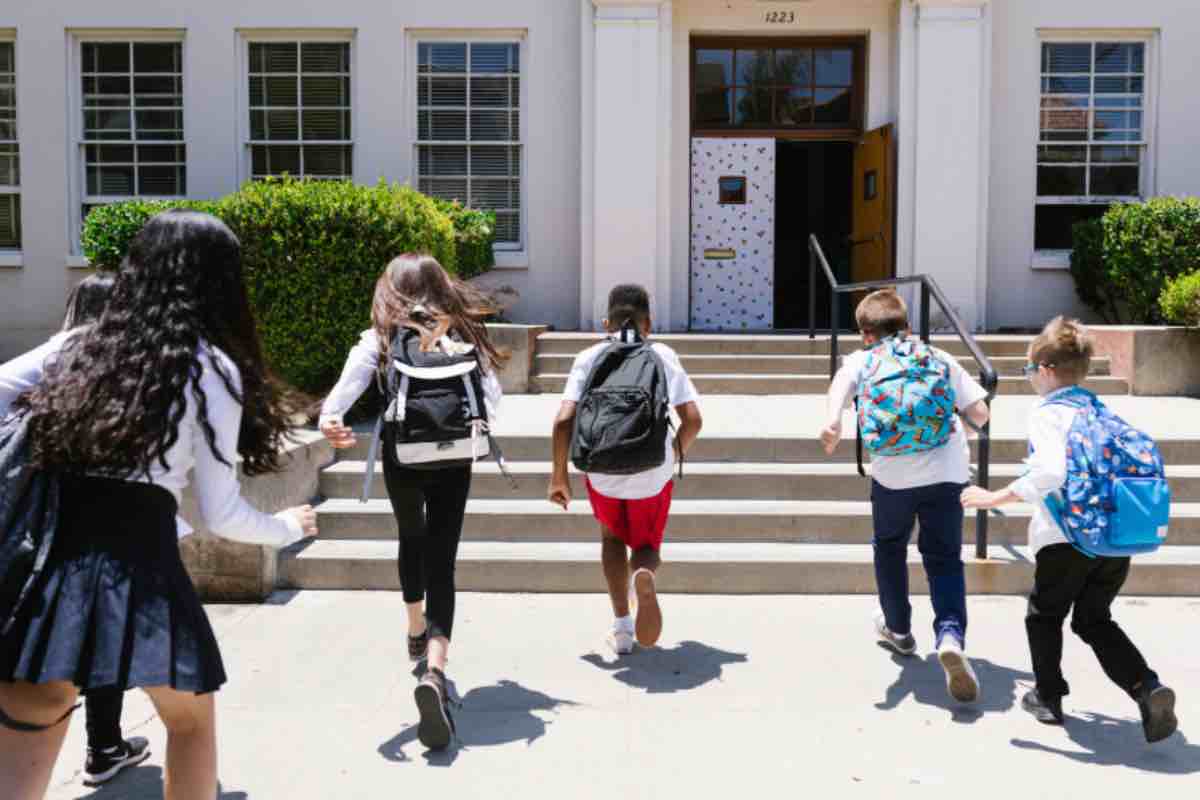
[1023,362,1054,378]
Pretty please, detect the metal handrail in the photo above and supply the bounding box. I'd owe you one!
[808,234,999,559]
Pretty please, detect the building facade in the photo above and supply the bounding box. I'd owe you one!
[1,0,1195,356]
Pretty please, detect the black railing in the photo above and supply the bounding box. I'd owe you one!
[808,234,999,558]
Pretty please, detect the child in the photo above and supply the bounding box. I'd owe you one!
[320,254,505,751]
[962,317,1177,741]
[549,285,702,654]
[821,289,990,703]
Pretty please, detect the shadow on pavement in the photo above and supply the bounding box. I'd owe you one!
[1012,713,1200,774]
[377,677,578,767]
[580,640,749,694]
[875,650,1033,723]
[64,766,247,800]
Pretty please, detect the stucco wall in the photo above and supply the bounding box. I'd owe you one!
[0,0,582,360]
[988,0,1200,331]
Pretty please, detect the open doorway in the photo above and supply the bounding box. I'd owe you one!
[773,140,854,330]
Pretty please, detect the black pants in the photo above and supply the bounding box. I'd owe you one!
[383,462,472,641]
[83,687,124,750]
[1026,543,1157,702]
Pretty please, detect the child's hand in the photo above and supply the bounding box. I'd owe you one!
[320,418,357,449]
[286,505,319,538]
[961,486,1002,510]
[819,420,843,455]
[548,479,572,510]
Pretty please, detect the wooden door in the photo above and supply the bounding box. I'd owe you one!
[850,124,895,288]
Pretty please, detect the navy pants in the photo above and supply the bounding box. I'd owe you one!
[870,481,968,645]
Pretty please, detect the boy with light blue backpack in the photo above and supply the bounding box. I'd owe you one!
[822,290,991,704]
[962,316,1177,742]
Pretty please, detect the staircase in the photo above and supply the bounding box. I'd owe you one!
[280,333,1200,596]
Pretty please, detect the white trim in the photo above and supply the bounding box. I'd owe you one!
[595,6,662,22]
[579,0,596,329]
[493,250,529,269]
[1031,250,1071,271]
[65,255,90,269]
[0,252,22,268]
[975,3,992,330]
[918,7,985,23]
[655,1,672,332]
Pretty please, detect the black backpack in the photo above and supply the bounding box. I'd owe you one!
[361,329,510,501]
[570,324,678,476]
[0,412,60,636]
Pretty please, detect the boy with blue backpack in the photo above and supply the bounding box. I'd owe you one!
[962,317,1177,742]
[821,290,991,703]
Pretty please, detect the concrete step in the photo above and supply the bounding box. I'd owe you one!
[311,498,1200,546]
[534,333,1037,358]
[530,373,1129,396]
[322,461,1200,503]
[279,540,1200,595]
[534,353,1111,378]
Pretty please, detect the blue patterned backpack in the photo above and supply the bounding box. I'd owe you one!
[855,335,957,464]
[1040,388,1169,557]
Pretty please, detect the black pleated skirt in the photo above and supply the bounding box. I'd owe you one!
[0,475,226,694]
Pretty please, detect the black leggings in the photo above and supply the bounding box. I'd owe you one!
[83,687,124,750]
[382,463,472,641]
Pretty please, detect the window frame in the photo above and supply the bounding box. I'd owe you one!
[67,29,188,254]
[1033,30,1159,264]
[0,32,20,259]
[236,29,357,185]
[407,30,528,257]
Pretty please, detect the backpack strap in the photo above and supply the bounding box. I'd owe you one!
[854,397,866,479]
[361,333,405,504]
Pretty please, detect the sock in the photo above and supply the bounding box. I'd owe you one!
[614,614,634,632]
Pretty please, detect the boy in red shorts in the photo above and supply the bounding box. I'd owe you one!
[550,285,702,654]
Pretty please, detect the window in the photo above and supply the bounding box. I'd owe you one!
[1036,40,1149,251]
[416,41,522,248]
[692,40,863,132]
[0,40,19,250]
[247,40,352,180]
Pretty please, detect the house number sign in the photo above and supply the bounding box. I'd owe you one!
[763,10,797,24]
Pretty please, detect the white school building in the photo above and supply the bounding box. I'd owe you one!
[1,0,1197,356]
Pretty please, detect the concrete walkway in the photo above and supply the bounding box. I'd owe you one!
[47,592,1199,799]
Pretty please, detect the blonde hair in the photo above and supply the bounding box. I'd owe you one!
[1030,316,1092,384]
[855,289,909,338]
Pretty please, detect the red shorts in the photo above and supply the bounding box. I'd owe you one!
[584,479,674,552]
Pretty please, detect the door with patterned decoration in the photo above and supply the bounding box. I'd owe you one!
[689,138,776,331]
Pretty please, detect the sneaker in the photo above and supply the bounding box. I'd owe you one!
[607,622,635,655]
[83,737,151,787]
[414,667,455,751]
[631,568,662,648]
[408,628,429,663]
[1021,689,1065,725]
[1137,680,1178,743]
[874,615,916,657]
[936,636,980,704]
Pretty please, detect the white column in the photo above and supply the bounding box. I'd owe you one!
[581,1,670,330]
[906,0,992,331]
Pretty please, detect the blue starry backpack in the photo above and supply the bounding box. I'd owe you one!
[1040,388,1170,557]
[855,335,957,466]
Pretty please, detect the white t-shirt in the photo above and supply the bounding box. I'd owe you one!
[831,346,990,491]
[1011,392,1079,555]
[563,339,700,500]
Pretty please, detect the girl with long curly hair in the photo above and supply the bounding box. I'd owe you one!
[320,254,506,750]
[0,210,318,800]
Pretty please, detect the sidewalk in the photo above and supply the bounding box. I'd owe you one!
[48,592,1199,799]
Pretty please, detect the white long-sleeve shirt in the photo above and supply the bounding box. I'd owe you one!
[0,332,303,548]
[1010,389,1079,555]
[319,328,502,426]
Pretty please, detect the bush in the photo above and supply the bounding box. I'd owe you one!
[220,178,456,395]
[432,198,496,280]
[81,199,221,270]
[1160,271,1200,327]
[1068,218,1120,323]
[1070,197,1200,324]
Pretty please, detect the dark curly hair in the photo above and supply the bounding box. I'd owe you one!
[20,210,301,477]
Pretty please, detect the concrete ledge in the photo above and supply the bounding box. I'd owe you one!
[485,323,549,394]
[179,430,333,601]
[1088,326,1200,397]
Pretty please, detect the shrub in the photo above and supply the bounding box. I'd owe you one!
[1068,218,1120,324]
[219,178,456,395]
[432,198,496,280]
[1071,197,1200,324]
[1161,271,1200,327]
[81,199,221,270]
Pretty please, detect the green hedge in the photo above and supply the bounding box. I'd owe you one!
[1069,197,1200,324]
[79,178,498,396]
[1161,271,1200,327]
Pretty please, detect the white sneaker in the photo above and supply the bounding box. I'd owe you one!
[607,624,635,655]
[937,637,980,704]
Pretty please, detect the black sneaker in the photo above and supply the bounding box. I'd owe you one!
[408,629,429,663]
[414,668,456,751]
[1021,689,1065,725]
[83,737,151,786]
[1137,681,1178,744]
[874,614,916,656]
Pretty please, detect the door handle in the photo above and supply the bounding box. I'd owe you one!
[848,232,884,246]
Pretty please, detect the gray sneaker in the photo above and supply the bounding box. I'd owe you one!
[875,614,916,656]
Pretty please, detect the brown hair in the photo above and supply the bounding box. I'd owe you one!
[855,289,909,338]
[370,254,510,375]
[1029,316,1092,384]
